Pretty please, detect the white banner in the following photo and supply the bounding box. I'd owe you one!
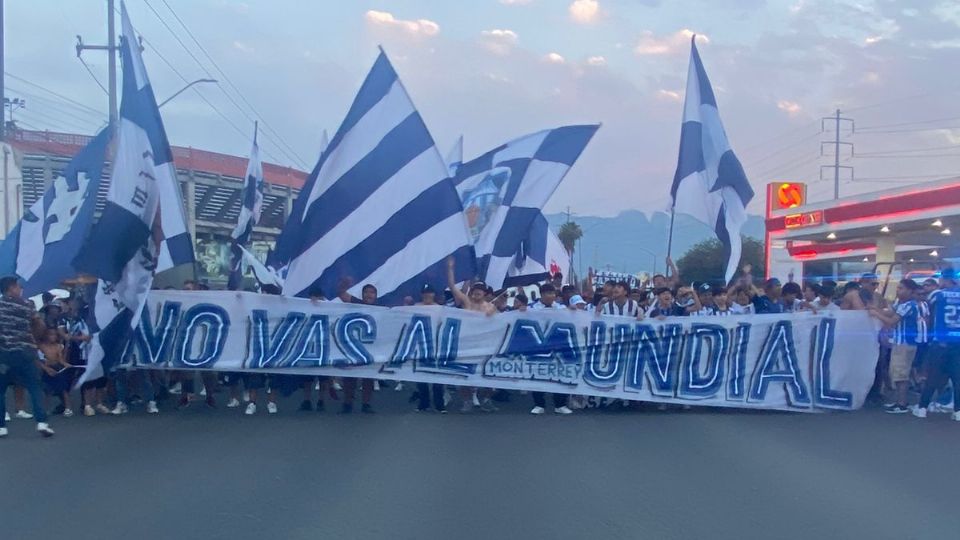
[128,291,880,412]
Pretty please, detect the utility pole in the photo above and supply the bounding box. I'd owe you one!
[76,0,118,133]
[1,0,6,141]
[820,109,854,200]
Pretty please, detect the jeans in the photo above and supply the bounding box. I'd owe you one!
[0,349,48,427]
[532,392,568,408]
[417,382,445,410]
[918,343,960,409]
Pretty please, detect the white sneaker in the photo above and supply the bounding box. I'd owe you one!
[373,380,381,391]
[95,404,110,415]
[472,391,481,407]
[169,382,182,395]
[37,422,54,437]
[111,403,128,415]
[63,408,74,418]
[245,403,257,415]
[4,412,9,422]
[912,406,928,418]
[394,382,404,391]
[83,405,95,417]
[147,401,159,414]
[267,402,278,414]
[952,411,960,422]
[530,406,546,415]
[554,406,573,415]
[15,410,33,419]
[242,391,250,402]
[226,398,241,408]
[333,381,343,391]
[199,387,207,397]
[0,427,7,437]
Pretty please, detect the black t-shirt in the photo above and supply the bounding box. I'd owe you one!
[648,303,687,318]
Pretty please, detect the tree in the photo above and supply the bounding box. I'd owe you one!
[675,236,765,285]
[557,221,583,257]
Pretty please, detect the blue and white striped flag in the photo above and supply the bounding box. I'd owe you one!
[670,36,753,284]
[452,124,597,290]
[0,127,110,297]
[504,213,571,287]
[279,50,474,304]
[446,135,463,175]
[227,124,264,290]
[72,1,193,385]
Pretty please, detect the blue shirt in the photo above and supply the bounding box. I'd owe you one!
[752,295,784,314]
[928,288,960,343]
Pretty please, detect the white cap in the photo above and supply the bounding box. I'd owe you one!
[569,294,587,306]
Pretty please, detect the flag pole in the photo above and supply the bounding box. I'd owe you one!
[665,204,676,278]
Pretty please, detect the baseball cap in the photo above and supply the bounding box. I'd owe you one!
[569,294,586,306]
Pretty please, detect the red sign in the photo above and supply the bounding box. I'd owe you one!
[777,183,805,209]
[784,210,823,229]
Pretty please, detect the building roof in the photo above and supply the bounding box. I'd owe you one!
[6,128,310,189]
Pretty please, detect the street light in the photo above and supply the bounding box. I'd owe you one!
[158,78,218,108]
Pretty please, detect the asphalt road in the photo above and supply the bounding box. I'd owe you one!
[2,387,959,540]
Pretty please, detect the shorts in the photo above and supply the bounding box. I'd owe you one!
[889,344,917,383]
[81,376,108,391]
[242,373,266,390]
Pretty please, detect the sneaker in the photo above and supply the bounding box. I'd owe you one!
[443,389,453,407]
[438,407,447,414]
[394,382,404,392]
[111,402,128,415]
[95,404,110,415]
[169,382,182,395]
[361,403,375,414]
[299,400,313,412]
[472,391,481,407]
[340,403,353,415]
[63,408,74,418]
[530,406,546,415]
[953,411,960,422]
[0,427,7,437]
[912,406,928,418]
[373,380,381,391]
[84,405,95,417]
[480,399,498,413]
[4,412,9,422]
[554,406,573,415]
[199,387,207,397]
[37,422,54,437]
[267,402,278,414]
[885,404,910,414]
[226,398,241,408]
[147,401,159,414]
[883,401,897,409]
[315,400,325,412]
[205,397,217,409]
[333,381,343,391]
[242,390,250,402]
[15,410,33,419]
[245,403,257,415]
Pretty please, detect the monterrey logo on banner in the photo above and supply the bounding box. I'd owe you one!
[128,291,879,412]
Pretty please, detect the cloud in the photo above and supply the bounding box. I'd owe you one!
[634,29,707,56]
[586,55,607,66]
[657,89,682,102]
[776,100,802,116]
[569,0,599,24]
[544,52,566,64]
[480,29,519,55]
[364,10,440,37]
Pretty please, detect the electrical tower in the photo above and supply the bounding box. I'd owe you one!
[820,109,855,200]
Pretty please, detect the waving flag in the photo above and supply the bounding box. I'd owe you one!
[504,213,571,287]
[670,36,753,284]
[0,128,110,297]
[280,49,474,305]
[452,124,598,290]
[446,135,463,175]
[72,1,192,385]
[227,124,264,290]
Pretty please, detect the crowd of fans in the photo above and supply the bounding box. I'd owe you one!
[1,257,958,438]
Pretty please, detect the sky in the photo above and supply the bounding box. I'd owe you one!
[5,0,960,217]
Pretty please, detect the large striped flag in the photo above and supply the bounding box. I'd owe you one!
[0,127,111,297]
[452,125,598,290]
[227,124,264,290]
[72,1,193,385]
[446,135,463,175]
[670,36,753,284]
[279,50,474,305]
[504,213,570,287]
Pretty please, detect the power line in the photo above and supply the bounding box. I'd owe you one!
[855,153,960,159]
[858,115,960,131]
[855,143,960,156]
[140,0,308,169]
[741,131,820,167]
[5,85,106,127]
[854,125,960,135]
[158,0,310,169]
[77,56,110,96]
[4,72,106,117]
[852,172,960,182]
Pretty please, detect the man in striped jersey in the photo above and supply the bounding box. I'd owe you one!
[870,279,926,413]
[596,281,641,319]
[914,269,960,420]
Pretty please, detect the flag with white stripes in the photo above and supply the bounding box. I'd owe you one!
[452,125,598,290]
[670,36,753,284]
[279,50,474,304]
[504,213,570,287]
[227,124,264,290]
[446,135,463,175]
[0,127,110,297]
[72,1,192,385]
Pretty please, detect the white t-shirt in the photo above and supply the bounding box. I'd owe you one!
[530,301,564,310]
